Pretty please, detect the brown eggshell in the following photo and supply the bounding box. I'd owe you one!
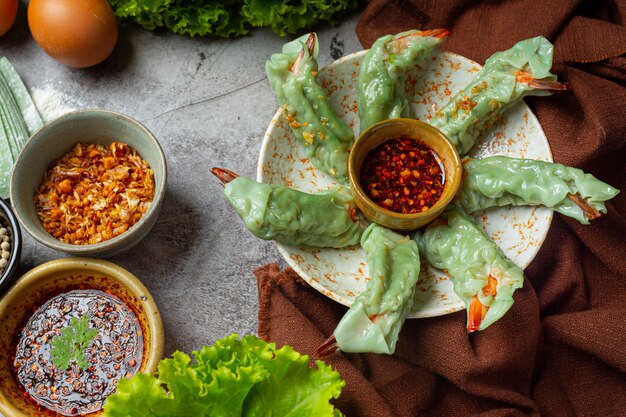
[28,0,118,68]
[0,0,18,37]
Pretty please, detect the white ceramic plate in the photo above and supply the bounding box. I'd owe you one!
[257,50,553,318]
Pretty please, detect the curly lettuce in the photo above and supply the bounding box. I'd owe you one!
[104,334,345,417]
[242,0,359,36]
[107,0,360,38]
[108,0,248,37]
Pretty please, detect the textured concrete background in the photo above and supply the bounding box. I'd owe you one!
[1,6,363,355]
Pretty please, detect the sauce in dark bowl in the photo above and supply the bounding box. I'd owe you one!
[13,289,143,416]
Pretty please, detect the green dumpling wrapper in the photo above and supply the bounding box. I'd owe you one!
[358,30,446,133]
[456,156,619,224]
[223,176,362,248]
[334,224,421,354]
[266,33,354,183]
[415,206,524,331]
[429,36,561,156]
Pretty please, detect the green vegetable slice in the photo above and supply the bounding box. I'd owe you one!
[0,76,17,198]
[0,57,44,198]
[0,57,43,136]
[0,75,29,159]
[0,123,13,198]
[104,334,345,417]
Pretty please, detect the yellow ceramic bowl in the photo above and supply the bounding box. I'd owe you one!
[0,258,164,417]
[349,118,462,231]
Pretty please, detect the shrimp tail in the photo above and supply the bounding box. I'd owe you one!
[467,296,484,333]
[210,167,239,186]
[419,28,451,39]
[290,32,316,74]
[569,193,602,221]
[317,334,340,358]
[387,28,450,53]
[516,71,570,92]
[466,275,498,332]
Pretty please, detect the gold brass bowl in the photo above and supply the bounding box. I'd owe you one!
[348,118,462,231]
[0,258,164,417]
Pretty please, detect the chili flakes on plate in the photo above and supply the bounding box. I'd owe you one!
[35,142,155,245]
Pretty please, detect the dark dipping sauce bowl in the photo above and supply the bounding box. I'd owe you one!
[0,258,164,417]
[349,118,462,231]
[0,198,22,297]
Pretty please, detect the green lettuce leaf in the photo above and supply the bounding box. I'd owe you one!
[108,0,248,37]
[103,334,345,417]
[107,0,360,37]
[242,0,359,36]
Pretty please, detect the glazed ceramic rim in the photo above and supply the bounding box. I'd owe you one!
[348,118,462,224]
[9,109,167,255]
[257,48,554,318]
[0,257,164,417]
[0,198,21,294]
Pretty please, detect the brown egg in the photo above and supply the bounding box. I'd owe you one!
[0,0,18,37]
[28,0,118,68]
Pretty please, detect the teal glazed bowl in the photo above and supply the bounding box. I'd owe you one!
[9,110,167,258]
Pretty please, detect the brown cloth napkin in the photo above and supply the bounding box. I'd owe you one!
[254,1,626,416]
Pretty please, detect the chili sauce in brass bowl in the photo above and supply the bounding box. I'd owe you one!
[349,118,461,231]
[0,258,164,417]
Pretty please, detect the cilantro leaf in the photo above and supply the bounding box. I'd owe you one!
[50,314,98,371]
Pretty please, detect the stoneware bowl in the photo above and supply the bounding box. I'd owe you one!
[0,257,164,417]
[348,118,462,231]
[10,110,167,258]
[0,198,21,296]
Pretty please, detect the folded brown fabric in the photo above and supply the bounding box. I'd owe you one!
[255,1,626,416]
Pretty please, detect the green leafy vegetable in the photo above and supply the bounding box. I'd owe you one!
[104,334,345,417]
[107,0,360,38]
[50,314,98,371]
[242,0,359,36]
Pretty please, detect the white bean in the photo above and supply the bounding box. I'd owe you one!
[1,242,9,250]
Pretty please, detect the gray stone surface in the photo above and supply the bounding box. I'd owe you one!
[1,8,363,355]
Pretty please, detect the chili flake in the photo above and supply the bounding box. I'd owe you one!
[34,142,155,245]
[360,136,444,214]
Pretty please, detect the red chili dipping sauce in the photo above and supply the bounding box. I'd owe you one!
[13,289,143,416]
[360,136,445,214]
